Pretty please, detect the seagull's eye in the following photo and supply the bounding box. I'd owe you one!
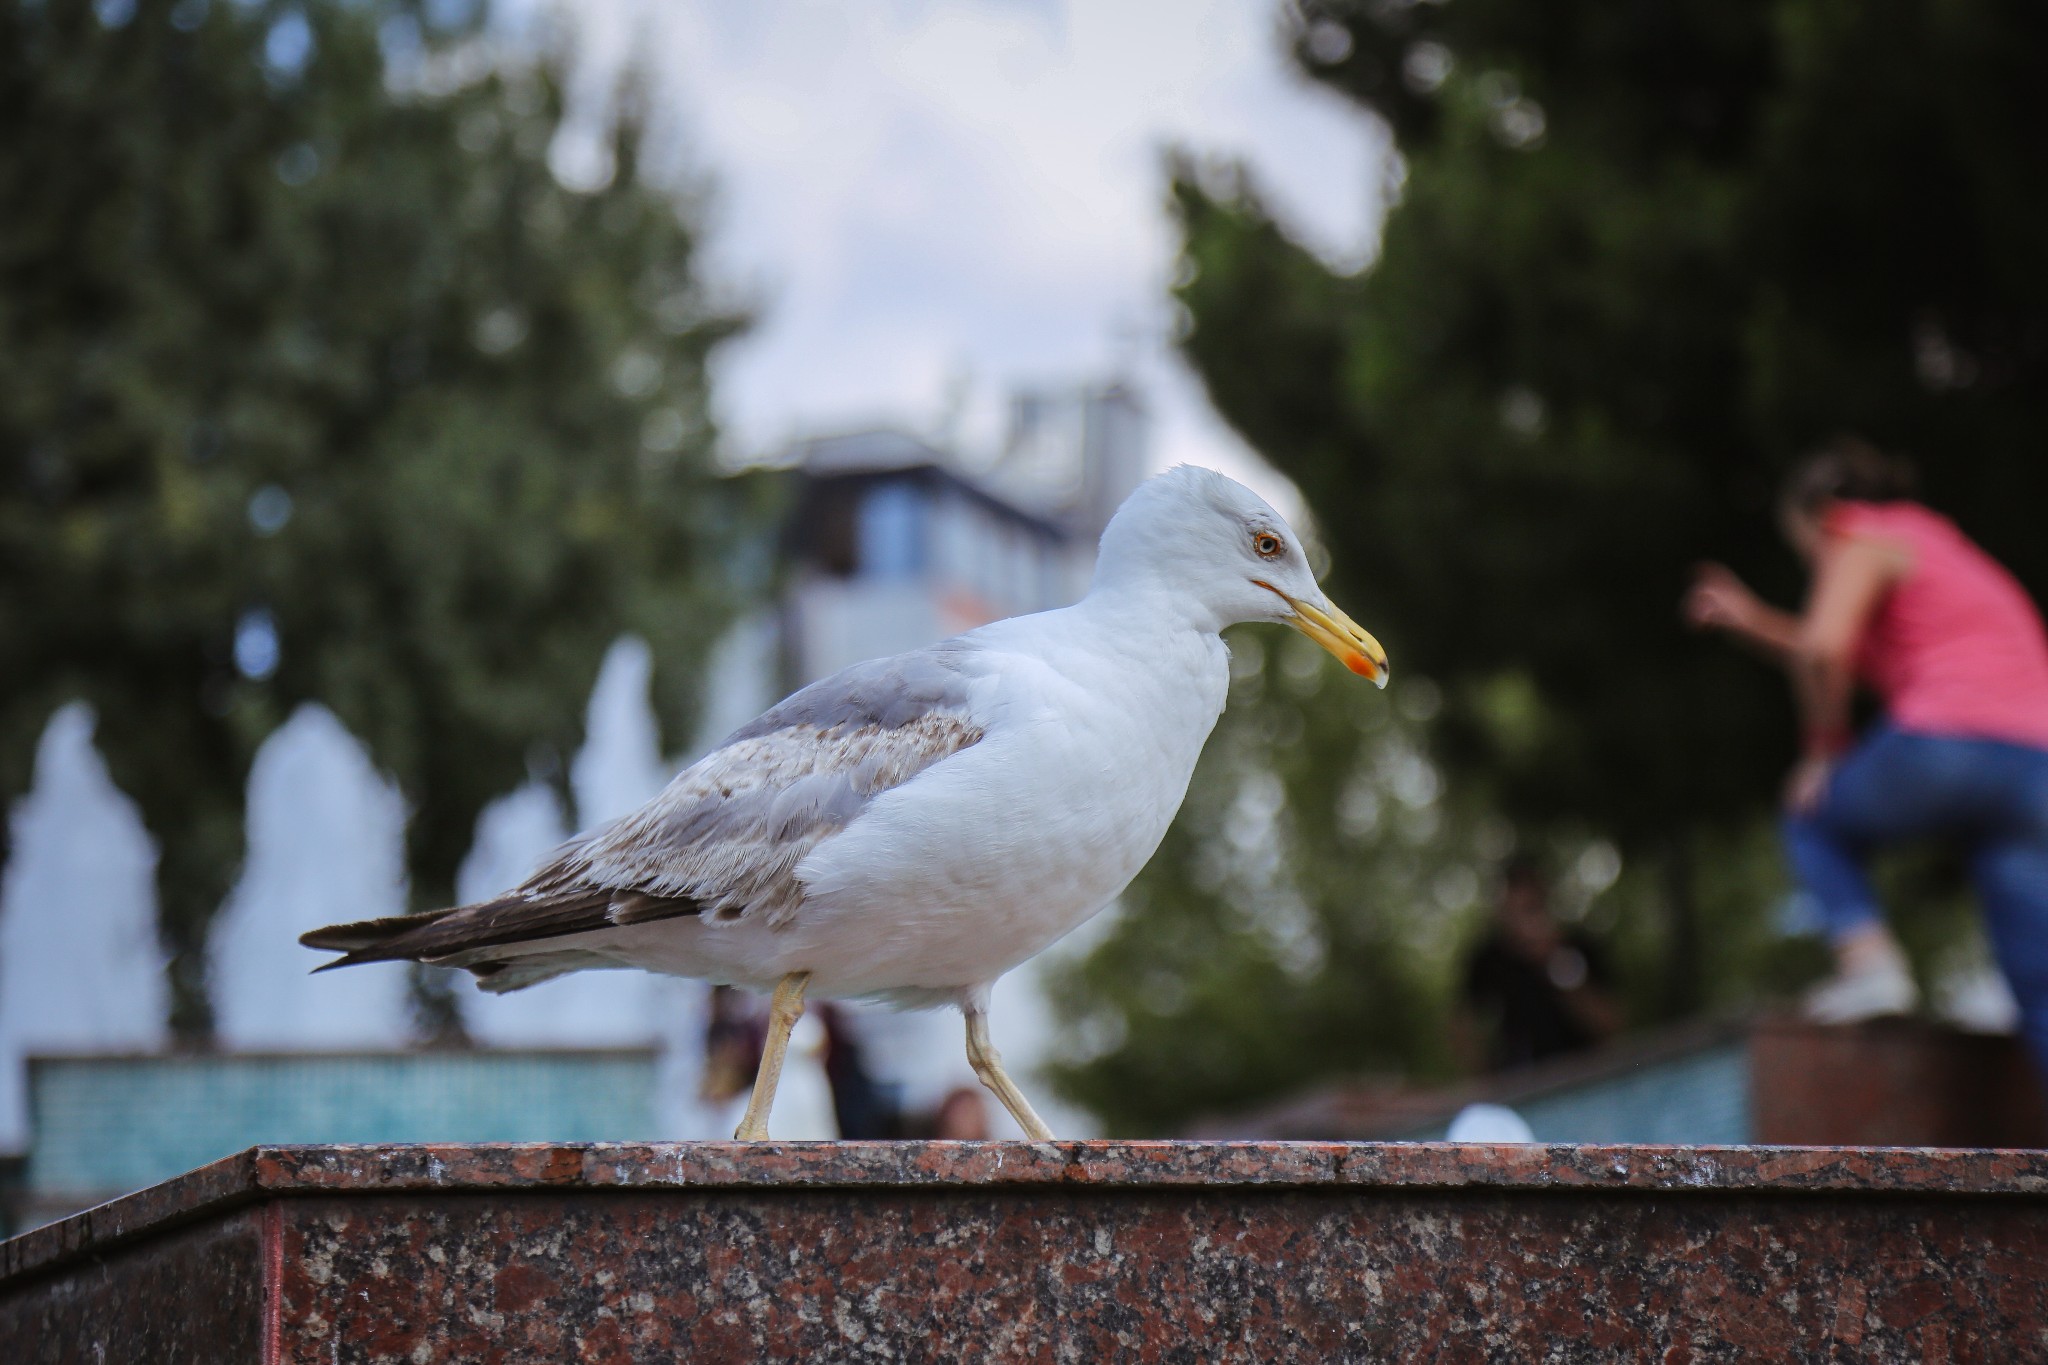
[1253,532,1284,559]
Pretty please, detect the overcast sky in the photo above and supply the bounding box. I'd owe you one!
[520,0,1393,510]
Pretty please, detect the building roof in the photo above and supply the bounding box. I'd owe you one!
[784,430,1074,546]
[790,429,951,477]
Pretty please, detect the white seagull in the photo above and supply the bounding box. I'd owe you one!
[304,466,1387,1139]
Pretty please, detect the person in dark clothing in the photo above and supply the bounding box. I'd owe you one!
[700,985,766,1106]
[1460,857,1621,1072]
[814,1002,902,1139]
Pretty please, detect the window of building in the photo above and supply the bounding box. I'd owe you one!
[857,481,927,580]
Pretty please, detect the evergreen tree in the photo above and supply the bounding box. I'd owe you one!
[0,0,757,1036]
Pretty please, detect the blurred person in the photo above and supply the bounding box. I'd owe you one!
[700,985,765,1106]
[1686,438,2048,1081]
[930,1086,992,1140]
[1459,856,1621,1072]
[814,1002,901,1139]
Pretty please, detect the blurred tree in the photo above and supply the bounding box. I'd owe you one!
[0,0,757,1037]
[1052,0,2046,1129]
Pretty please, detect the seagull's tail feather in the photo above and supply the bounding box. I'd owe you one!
[300,907,461,953]
[300,890,704,977]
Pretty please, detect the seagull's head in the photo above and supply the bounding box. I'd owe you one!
[1094,465,1388,687]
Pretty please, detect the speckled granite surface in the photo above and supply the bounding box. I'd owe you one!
[5,1141,2046,1362]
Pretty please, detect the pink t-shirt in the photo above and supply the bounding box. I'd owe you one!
[1829,500,2048,749]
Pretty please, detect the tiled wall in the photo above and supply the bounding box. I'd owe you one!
[27,1050,659,1198]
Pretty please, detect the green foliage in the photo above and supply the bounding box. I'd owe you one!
[0,0,757,1035]
[1051,0,2048,1129]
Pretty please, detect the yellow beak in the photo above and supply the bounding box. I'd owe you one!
[1258,582,1389,688]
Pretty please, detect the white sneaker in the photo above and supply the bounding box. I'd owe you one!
[1803,957,1920,1024]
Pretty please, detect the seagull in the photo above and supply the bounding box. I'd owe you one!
[302,466,1387,1139]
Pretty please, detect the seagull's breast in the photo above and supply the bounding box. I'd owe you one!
[783,617,1230,993]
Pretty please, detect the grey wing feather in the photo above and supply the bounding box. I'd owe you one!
[547,642,985,927]
[721,641,977,742]
[302,642,987,979]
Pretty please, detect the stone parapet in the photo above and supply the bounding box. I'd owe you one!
[5,1141,2045,1361]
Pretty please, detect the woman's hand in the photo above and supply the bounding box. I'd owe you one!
[1783,754,1836,815]
[1685,563,1804,660]
[1684,562,1762,633]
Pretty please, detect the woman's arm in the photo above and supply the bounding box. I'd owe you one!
[1791,536,1908,756]
[1687,529,1909,808]
[1684,563,1804,660]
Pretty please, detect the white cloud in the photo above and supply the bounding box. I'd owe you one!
[519,0,1392,513]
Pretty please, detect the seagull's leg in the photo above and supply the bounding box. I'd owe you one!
[962,994,1055,1141]
[734,971,810,1141]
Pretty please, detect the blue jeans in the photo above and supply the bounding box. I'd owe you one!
[1782,725,2048,1083]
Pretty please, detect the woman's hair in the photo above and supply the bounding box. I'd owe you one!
[1779,435,1917,516]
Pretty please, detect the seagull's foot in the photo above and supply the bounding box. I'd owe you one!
[982,1077,1056,1142]
[962,1002,1056,1141]
[731,970,811,1142]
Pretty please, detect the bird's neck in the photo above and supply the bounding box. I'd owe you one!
[1075,577,1228,641]
[1067,579,1235,758]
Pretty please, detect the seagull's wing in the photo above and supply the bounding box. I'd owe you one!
[301,644,985,981]
[535,645,984,926]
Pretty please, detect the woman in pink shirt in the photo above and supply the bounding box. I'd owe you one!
[1687,439,2048,1079]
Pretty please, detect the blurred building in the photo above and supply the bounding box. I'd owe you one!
[0,378,1144,1230]
[778,379,1145,683]
[778,432,1076,681]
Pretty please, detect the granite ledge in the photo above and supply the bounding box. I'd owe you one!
[8,1140,2047,1286]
